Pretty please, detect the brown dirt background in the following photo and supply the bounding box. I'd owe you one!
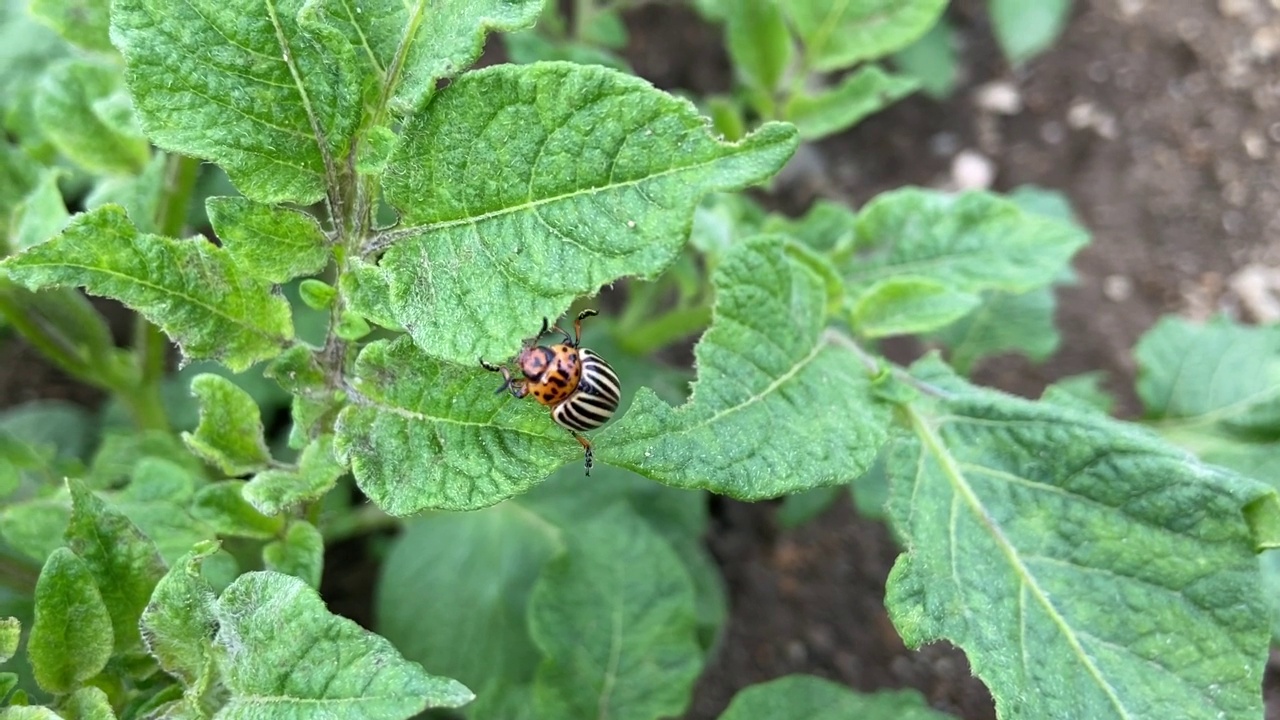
[2,0,1278,718]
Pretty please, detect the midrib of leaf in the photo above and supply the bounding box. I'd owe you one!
[844,247,1039,287]
[11,258,282,346]
[906,404,1135,720]
[688,337,829,431]
[266,0,338,201]
[335,0,386,78]
[380,149,777,241]
[372,0,426,122]
[597,592,624,720]
[807,0,851,64]
[352,389,549,436]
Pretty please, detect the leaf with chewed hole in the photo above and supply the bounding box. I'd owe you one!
[372,62,796,366]
[1,206,293,371]
[597,236,890,498]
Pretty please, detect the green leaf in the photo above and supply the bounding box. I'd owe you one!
[990,0,1071,65]
[376,503,562,703]
[502,30,631,72]
[0,144,40,244]
[0,495,70,563]
[783,0,948,71]
[206,197,330,284]
[214,572,473,716]
[28,548,113,694]
[0,709,61,720]
[599,237,890,498]
[0,617,18,663]
[265,345,340,449]
[66,480,167,653]
[885,358,1279,719]
[116,458,220,566]
[848,276,979,337]
[761,198,854,254]
[930,286,1061,374]
[1041,372,1116,415]
[29,0,112,53]
[110,0,362,204]
[719,674,953,719]
[1135,316,1280,425]
[33,60,150,175]
[244,435,344,516]
[140,543,219,688]
[375,62,797,365]
[162,359,292,434]
[298,278,335,310]
[0,673,15,702]
[181,374,273,476]
[785,65,919,140]
[309,0,544,116]
[529,504,701,720]
[9,168,69,253]
[86,429,203,488]
[262,521,323,589]
[891,17,958,99]
[61,686,116,720]
[1,205,294,371]
[191,481,285,539]
[725,0,792,94]
[84,152,167,235]
[844,188,1088,303]
[777,485,844,528]
[335,336,575,514]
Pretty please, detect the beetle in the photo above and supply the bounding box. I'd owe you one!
[480,309,620,475]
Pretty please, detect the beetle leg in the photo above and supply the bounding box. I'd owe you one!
[548,322,574,345]
[480,358,527,398]
[572,432,594,476]
[572,309,598,347]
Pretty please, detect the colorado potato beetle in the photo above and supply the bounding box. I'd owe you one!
[480,309,620,475]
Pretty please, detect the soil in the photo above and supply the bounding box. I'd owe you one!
[3,0,1278,718]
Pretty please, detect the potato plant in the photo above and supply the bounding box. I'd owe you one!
[0,0,1275,719]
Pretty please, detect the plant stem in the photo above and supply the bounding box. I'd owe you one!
[616,304,711,355]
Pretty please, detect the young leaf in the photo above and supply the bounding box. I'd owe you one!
[335,337,574,513]
[373,62,797,365]
[891,18,959,99]
[28,548,113,694]
[1,205,294,371]
[61,686,116,720]
[140,543,219,688]
[29,0,113,53]
[181,374,273,476]
[110,0,362,204]
[33,60,149,175]
[0,617,19,664]
[191,481,285,539]
[529,504,701,720]
[307,0,544,115]
[214,572,474,716]
[990,0,1071,65]
[262,521,323,588]
[848,276,979,338]
[1135,316,1280,426]
[725,0,793,94]
[206,197,330,284]
[244,435,344,515]
[599,237,890,498]
[10,168,69,252]
[843,188,1087,314]
[885,358,1280,719]
[930,286,1061,374]
[783,0,948,71]
[719,675,952,719]
[785,65,919,141]
[376,502,562,701]
[66,480,167,653]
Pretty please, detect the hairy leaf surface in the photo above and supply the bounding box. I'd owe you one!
[885,357,1280,719]
[599,237,889,497]
[27,549,112,694]
[111,0,362,203]
[783,0,948,70]
[1,206,293,371]
[214,572,472,718]
[373,62,797,365]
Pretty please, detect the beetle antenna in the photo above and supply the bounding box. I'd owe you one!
[480,358,514,395]
[573,309,598,346]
